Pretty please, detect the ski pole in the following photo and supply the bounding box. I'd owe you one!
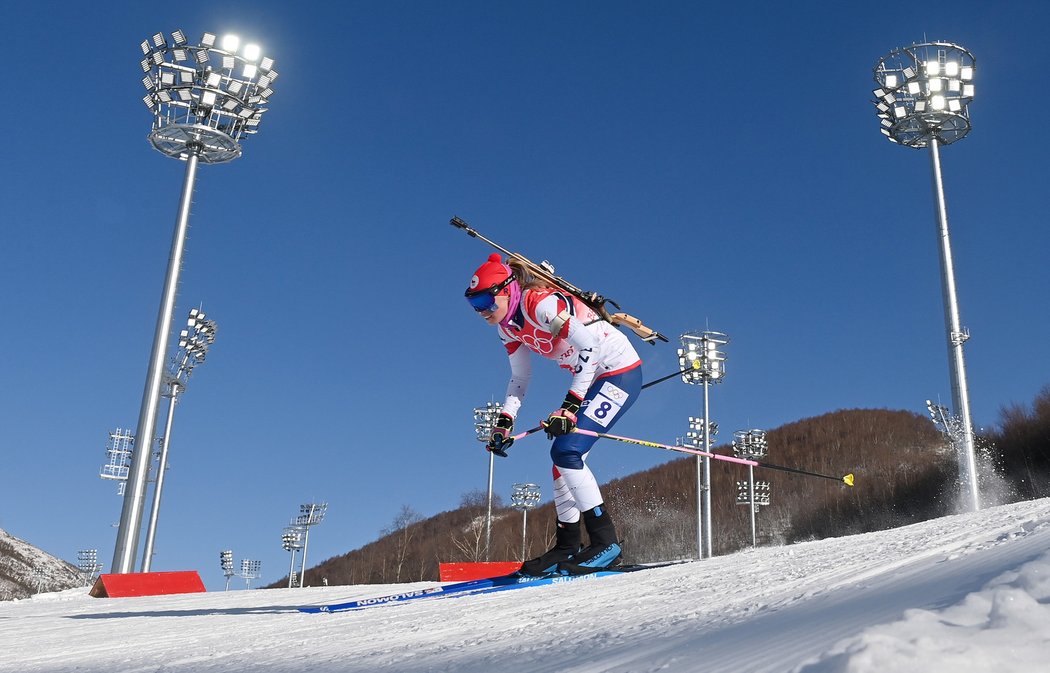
[510,426,543,441]
[641,359,702,390]
[496,361,700,451]
[574,428,855,486]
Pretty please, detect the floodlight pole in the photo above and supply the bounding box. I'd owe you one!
[733,430,768,548]
[511,483,541,561]
[700,377,712,557]
[748,464,756,544]
[300,520,313,589]
[220,550,235,591]
[872,42,979,511]
[77,549,102,586]
[486,453,495,561]
[282,527,304,589]
[139,309,216,572]
[679,331,728,559]
[295,503,327,588]
[113,154,199,574]
[929,137,979,510]
[140,378,181,572]
[474,402,503,562]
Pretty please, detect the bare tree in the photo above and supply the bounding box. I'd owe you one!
[451,514,488,562]
[382,505,424,582]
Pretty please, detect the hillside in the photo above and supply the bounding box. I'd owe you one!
[280,408,966,587]
[0,529,85,600]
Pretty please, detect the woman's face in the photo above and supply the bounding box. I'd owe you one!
[480,294,509,325]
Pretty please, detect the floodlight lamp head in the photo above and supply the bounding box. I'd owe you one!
[297,502,328,526]
[473,401,503,440]
[678,331,729,383]
[220,550,234,573]
[511,482,541,509]
[873,41,975,148]
[141,28,276,163]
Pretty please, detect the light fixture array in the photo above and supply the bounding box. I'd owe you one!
[139,30,278,162]
[872,41,975,147]
[678,332,728,384]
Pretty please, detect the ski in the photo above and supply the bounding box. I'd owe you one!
[298,563,673,614]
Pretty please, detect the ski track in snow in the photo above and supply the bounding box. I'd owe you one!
[1,498,1049,673]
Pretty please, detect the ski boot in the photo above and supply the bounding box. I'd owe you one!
[519,520,582,577]
[557,505,621,575]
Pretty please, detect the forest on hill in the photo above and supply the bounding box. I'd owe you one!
[268,386,1050,588]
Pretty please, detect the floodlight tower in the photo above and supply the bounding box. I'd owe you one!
[220,550,235,590]
[32,567,48,595]
[240,559,262,589]
[295,503,327,588]
[112,29,278,574]
[473,401,504,562]
[141,307,217,572]
[510,483,541,561]
[732,429,769,547]
[679,331,728,559]
[77,549,103,586]
[281,526,305,589]
[872,42,979,511]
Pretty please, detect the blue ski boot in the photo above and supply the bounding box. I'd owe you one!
[519,519,582,577]
[557,505,622,575]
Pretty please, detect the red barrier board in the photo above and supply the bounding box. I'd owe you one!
[89,571,206,598]
[439,562,522,581]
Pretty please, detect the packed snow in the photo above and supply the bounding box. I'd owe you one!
[3,497,1049,673]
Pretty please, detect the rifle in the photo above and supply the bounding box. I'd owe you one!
[451,216,667,344]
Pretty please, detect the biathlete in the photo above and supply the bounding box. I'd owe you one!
[464,253,642,575]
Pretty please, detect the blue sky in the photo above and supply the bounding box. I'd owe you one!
[2,1,1047,591]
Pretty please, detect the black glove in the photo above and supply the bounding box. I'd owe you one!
[487,413,515,457]
[543,392,584,439]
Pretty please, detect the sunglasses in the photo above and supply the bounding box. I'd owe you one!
[465,276,514,313]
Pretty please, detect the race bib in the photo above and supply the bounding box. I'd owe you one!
[583,381,629,428]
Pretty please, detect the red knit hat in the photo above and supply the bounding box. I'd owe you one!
[466,253,512,295]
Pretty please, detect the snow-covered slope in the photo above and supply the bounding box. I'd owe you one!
[2,498,1049,673]
[0,529,84,601]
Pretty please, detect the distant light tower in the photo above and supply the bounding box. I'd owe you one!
[281,526,305,589]
[473,401,504,562]
[735,480,771,540]
[240,559,262,589]
[510,483,541,561]
[112,29,278,574]
[684,416,717,556]
[32,567,48,595]
[732,429,769,548]
[872,41,980,512]
[679,331,729,559]
[141,307,217,572]
[295,503,327,588]
[220,550,235,590]
[77,549,103,586]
